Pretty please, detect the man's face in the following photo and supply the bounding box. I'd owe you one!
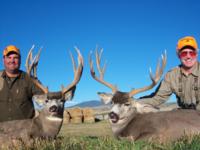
[178,48,198,69]
[3,53,21,74]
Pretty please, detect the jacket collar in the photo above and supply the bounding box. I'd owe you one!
[1,70,25,79]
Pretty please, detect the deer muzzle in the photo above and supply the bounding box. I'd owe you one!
[49,105,58,112]
[109,112,119,123]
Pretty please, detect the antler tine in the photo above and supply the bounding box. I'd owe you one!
[102,60,107,77]
[89,47,117,93]
[157,51,167,79]
[26,46,48,94]
[162,50,167,71]
[96,48,105,79]
[32,47,42,78]
[25,45,35,75]
[129,51,167,97]
[99,49,103,60]
[69,51,76,75]
[149,58,161,84]
[61,46,84,95]
[153,51,167,83]
[89,51,95,75]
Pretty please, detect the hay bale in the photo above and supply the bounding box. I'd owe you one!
[68,107,83,124]
[82,107,95,123]
[63,110,71,124]
[70,117,82,124]
[68,107,82,117]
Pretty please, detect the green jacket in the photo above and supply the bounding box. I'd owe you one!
[140,62,200,110]
[0,70,43,122]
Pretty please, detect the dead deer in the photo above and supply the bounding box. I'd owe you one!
[89,48,200,142]
[0,45,83,146]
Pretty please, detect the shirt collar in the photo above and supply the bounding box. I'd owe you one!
[1,70,24,79]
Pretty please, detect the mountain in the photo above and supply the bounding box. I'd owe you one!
[66,100,104,108]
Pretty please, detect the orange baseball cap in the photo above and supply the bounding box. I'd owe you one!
[3,45,20,56]
[176,36,198,52]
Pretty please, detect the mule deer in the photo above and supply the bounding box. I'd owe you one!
[89,48,200,142]
[0,46,83,146]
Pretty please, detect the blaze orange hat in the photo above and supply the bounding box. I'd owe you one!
[176,36,198,52]
[3,45,20,56]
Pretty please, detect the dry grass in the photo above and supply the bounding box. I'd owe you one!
[2,120,200,150]
[60,120,113,137]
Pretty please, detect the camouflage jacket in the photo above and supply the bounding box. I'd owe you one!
[140,62,200,110]
[0,70,43,122]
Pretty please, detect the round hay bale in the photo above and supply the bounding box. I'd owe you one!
[63,110,71,124]
[83,116,95,123]
[70,117,82,124]
[82,107,95,123]
[68,107,83,124]
[68,107,82,117]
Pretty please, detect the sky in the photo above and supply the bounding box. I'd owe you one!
[1,0,200,107]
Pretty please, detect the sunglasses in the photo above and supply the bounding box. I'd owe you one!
[179,51,197,58]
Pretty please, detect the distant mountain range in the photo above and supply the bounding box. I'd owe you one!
[65,100,177,112]
[66,100,104,108]
[66,100,177,108]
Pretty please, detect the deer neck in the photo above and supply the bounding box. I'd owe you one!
[34,112,63,138]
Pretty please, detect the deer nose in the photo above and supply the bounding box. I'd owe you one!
[49,105,58,112]
[109,112,119,123]
[109,112,118,119]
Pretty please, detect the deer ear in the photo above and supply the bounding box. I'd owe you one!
[97,92,113,104]
[33,94,47,106]
[134,101,159,113]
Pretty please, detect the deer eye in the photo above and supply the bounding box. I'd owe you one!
[61,99,65,103]
[124,103,130,106]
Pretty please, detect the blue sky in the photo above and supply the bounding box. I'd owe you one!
[1,0,200,106]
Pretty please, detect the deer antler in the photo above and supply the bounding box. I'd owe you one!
[89,47,118,93]
[26,45,43,78]
[26,45,48,94]
[61,46,84,95]
[26,45,34,76]
[128,51,167,97]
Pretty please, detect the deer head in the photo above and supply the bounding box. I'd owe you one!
[26,45,84,119]
[89,47,166,125]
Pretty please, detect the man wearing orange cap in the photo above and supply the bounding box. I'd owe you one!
[0,45,43,122]
[140,36,200,110]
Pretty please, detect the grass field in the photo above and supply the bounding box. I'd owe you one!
[3,120,200,150]
[60,120,113,137]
